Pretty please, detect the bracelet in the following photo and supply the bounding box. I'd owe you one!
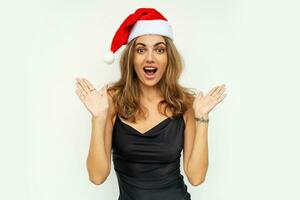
[194,116,209,123]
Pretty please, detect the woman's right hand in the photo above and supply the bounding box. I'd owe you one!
[75,77,109,119]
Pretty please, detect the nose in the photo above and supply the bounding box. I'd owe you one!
[145,50,155,64]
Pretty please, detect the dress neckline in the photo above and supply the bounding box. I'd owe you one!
[117,114,172,136]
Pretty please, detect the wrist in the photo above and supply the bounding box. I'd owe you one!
[92,114,107,122]
[195,113,209,120]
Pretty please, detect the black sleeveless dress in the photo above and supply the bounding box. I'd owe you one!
[112,114,191,200]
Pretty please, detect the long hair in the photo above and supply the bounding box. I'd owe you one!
[107,36,197,123]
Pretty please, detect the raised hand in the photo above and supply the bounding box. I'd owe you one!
[75,77,109,119]
[193,84,227,118]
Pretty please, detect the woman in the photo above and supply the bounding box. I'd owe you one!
[75,8,227,200]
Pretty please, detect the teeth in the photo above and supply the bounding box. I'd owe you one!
[144,66,157,70]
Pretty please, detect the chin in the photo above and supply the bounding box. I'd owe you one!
[139,77,161,87]
[140,80,159,87]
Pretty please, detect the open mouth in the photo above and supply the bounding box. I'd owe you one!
[143,66,158,76]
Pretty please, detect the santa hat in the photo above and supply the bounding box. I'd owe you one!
[103,8,174,64]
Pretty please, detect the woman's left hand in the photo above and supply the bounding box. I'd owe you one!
[193,84,227,118]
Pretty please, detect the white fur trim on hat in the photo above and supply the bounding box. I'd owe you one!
[103,51,115,64]
[128,20,174,42]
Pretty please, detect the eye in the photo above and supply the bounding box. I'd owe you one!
[137,48,145,54]
[156,48,165,54]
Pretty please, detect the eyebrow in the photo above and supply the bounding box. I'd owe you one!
[135,42,166,47]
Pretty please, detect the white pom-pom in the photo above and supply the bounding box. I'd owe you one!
[103,51,115,64]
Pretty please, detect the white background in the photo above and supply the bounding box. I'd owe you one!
[1,0,299,199]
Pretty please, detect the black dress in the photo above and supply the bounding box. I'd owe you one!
[112,114,191,200]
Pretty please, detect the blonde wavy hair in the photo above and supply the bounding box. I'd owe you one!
[107,36,197,123]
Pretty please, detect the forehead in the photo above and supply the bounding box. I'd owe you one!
[135,34,166,46]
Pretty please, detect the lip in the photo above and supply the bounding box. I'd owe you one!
[143,66,157,80]
[144,72,156,79]
[143,65,158,70]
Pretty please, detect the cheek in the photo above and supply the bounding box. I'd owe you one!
[159,55,168,75]
[133,57,143,76]
[133,65,141,77]
[133,54,143,66]
[159,55,168,67]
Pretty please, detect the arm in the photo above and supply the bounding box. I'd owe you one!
[183,108,209,186]
[184,84,227,186]
[86,115,109,185]
[86,90,115,185]
[75,79,114,185]
[186,113,209,186]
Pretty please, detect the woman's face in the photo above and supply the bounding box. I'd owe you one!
[133,34,168,87]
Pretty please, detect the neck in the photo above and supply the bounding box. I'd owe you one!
[139,82,162,102]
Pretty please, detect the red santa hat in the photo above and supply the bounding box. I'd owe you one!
[103,8,174,64]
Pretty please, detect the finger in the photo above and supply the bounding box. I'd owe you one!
[79,87,88,97]
[213,85,225,96]
[77,78,90,94]
[207,85,219,96]
[211,84,225,97]
[219,86,226,95]
[217,93,227,102]
[75,89,85,101]
[83,78,96,91]
[76,78,87,95]
[215,85,226,97]
[76,82,88,96]
[76,82,84,91]
[76,78,85,90]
